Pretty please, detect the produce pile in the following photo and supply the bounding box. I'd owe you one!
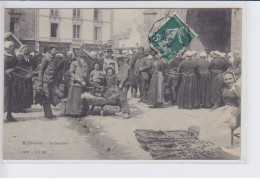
[135,129,222,160]
[81,92,119,106]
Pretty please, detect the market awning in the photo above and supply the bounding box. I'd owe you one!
[4,32,23,48]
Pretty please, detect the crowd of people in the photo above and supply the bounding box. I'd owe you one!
[4,40,241,146]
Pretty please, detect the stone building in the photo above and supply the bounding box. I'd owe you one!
[116,20,142,49]
[142,8,242,53]
[5,8,114,55]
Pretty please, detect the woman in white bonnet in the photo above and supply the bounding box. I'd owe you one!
[176,50,199,109]
[16,44,34,111]
[147,54,166,108]
[199,70,240,147]
[4,41,19,122]
[209,50,229,108]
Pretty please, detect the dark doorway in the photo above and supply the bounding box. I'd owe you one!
[186,9,231,52]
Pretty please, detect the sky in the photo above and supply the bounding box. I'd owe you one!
[113,9,144,34]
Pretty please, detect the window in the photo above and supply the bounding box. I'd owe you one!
[94,9,100,20]
[51,23,58,38]
[50,9,58,17]
[73,25,81,39]
[73,9,81,19]
[94,27,101,40]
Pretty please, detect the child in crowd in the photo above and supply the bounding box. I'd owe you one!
[90,62,104,86]
[103,67,118,98]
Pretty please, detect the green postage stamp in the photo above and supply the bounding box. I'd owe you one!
[149,13,197,63]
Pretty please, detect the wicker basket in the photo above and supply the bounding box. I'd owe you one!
[135,129,198,145]
[13,66,32,80]
[149,145,185,159]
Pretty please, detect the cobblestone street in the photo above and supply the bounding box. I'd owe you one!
[3,97,228,160]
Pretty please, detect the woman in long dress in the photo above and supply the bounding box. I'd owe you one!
[209,51,229,107]
[15,45,34,111]
[65,57,89,117]
[197,52,212,108]
[199,71,240,147]
[4,41,19,122]
[147,55,165,108]
[177,51,199,109]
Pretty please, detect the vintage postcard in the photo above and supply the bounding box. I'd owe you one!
[2,5,243,161]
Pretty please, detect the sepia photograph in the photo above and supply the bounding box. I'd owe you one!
[3,7,242,161]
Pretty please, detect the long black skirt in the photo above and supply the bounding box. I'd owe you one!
[211,73,225,105]
[10,77,33,112]
[147,72,164,106]
[177,74,199,109]
[198,73,212,108]
[65,86,86,116]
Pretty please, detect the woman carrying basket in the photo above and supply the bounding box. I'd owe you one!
[4,41,19,122]
[16,45,34,111]
[65,56,89,117]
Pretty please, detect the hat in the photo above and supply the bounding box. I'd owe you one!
[4,41,14,49]
[199,52,207,58]
[115,54,125,60]
[90,51,97,57]
[48,44,58,51]
[191,50,197,55]
[210,51,220,56]
[233,50,240,55]
[128,50,133,55]
[148,55,153,59]
[186,51,193,57]
[67,51,73,55]
[219,53,226,58]
[107,48,113,53]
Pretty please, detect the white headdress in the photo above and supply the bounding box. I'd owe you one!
[4,41,14,49]
[186,51,193,57]
[200,52,207,58]
[148,55,153,59]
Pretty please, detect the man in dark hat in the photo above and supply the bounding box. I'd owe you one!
[115,55,131,119]
[134,47,152,103]
[38,44,60,119]
[134,46,145,101]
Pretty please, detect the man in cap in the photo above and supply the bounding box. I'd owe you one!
[129,48,140,98]
[115,55,131,119]
[138,52,153,103]
[134,46,150,102]
[38,44,60,119]
[103,48,118,74]
[62,51,74,97]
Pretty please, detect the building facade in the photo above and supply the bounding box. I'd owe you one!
[5,8,114,55]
